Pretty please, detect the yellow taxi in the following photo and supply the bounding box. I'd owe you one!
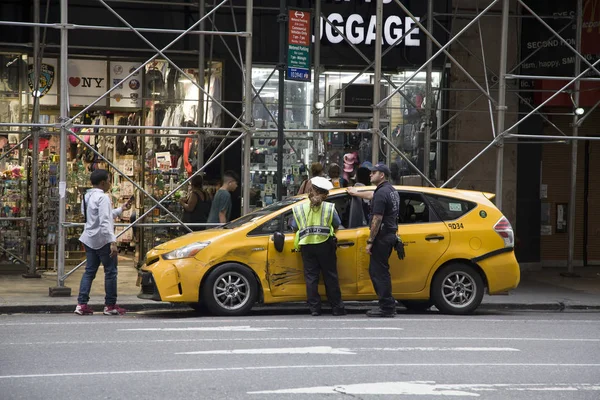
[138,186,520,316]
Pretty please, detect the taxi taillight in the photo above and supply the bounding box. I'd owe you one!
[494,217,514,248]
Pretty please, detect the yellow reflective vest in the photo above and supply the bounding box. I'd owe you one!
[292,202,335,249]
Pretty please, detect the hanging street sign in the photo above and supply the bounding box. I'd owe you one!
[287,8,311,82]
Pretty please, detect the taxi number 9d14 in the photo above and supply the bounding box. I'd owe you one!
[448,223,464,230]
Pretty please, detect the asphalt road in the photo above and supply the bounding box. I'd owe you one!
[1,309,600,400]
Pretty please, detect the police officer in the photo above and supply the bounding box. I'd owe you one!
[348,163,400,317]
[291,177,346,316]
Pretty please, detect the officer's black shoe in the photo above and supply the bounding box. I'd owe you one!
[332,308,347,316]
[310,310,321,316]
[366,308,396,318]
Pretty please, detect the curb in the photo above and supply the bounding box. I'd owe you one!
[1,301,600,315]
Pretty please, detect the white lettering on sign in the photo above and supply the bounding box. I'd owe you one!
[315,14,421,46]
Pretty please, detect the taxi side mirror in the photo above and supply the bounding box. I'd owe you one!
[273,231,285,252]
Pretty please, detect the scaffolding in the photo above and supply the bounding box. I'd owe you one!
[0,0,595,291]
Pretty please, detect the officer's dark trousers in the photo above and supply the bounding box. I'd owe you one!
[369,233,397,312]
[300,237,344,312]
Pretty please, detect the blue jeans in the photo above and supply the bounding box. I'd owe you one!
[77,243,118,305]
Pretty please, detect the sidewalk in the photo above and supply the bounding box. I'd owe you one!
[1,257,599,314]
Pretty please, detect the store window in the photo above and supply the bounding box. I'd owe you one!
[0,53,30,272]
[248,67,442,212]
[17,57,225,269]
[249,67,322,209]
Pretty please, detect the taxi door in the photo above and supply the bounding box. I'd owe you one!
[390,192,450,294]
[266,215,306,297]
[356,190,450,295]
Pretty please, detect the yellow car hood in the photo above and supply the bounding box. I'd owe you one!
[153,229,228,251]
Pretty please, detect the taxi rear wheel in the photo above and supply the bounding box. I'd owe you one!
[431,263,484,315]
[201,264,258,316]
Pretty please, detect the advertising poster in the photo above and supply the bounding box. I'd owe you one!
[109,62,143,108]
[67,59,108,107]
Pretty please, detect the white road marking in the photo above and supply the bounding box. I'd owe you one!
[0,337,403,346]
[2,337,599,346]
[176,346,519,355]
[118,326,403,332]
[354,347,520,352]
[2,364,600,380]
[2,317,600,326]
[176,346,356,355]
[248,381,600,396]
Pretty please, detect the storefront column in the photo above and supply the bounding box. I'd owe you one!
[494,0,509,211]
[371,0,383,164]
[566,0,583,276]
[242,0,253,214]
[25,0,41,278]
[50,0,71,296]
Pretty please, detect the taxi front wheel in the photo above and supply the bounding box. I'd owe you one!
[431,263,484,315]
[201,263,258,316]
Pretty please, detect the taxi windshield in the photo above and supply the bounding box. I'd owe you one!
[222,197,303,229]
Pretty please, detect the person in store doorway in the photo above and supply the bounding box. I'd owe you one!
[180,174,211,231]
[291,177,346,316]
[297,162,323,195]
[207,170,239,224]
[74,169,132,316]
[328,163,348,188]
[348,163,400,317]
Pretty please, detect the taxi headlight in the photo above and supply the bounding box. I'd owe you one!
[162,242,210,260]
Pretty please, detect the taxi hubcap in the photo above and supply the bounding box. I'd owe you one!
[441,272,476,308]
[213,272,250,310]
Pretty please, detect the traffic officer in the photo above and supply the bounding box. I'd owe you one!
[291,176,346,316]
[348,163,400,317]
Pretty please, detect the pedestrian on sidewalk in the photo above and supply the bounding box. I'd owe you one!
[348,163,400,317]
[74,169,132,316]
[291,177,346,317]
[180,174,211,231]
[297,162,323,195]
[207,171,239,224]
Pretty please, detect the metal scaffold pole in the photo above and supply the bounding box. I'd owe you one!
[565,0,583,278]
[423,0,433,185]
[24,0,42,279]
[494,0,510,211]
[277,0,285,200]
[242,0,253,214]
[50,0,71,296]
[371,0,383,164]
[312,0,321,162]
[198,0,206,168]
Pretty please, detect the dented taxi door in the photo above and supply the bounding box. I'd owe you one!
[267,229,306,297]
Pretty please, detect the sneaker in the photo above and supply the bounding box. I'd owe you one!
[366,308,396,318]
[310,310,321,316]
[74,304,93,315]
[103,305,126,315]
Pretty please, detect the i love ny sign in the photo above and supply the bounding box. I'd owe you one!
[67,59,108,106]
